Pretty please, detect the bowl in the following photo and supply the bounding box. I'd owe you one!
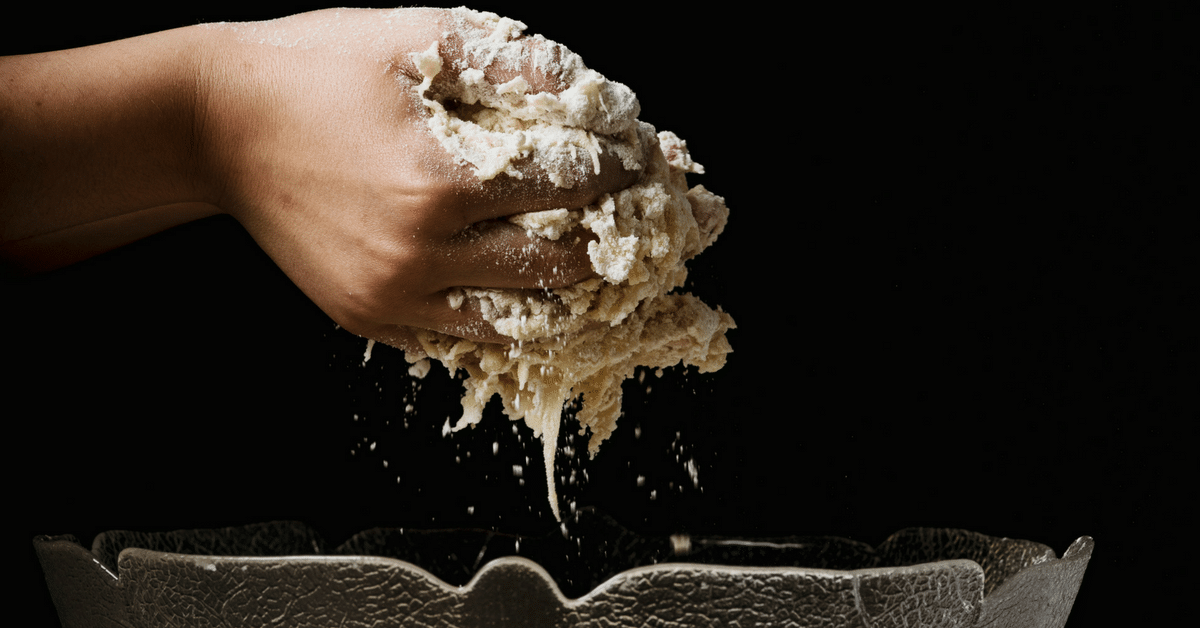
[34,511,1091,627]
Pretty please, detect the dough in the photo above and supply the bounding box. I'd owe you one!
[407,8,734,520]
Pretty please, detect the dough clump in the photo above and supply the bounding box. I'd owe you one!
[406,8,734,520]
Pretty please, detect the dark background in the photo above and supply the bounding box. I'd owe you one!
[6,3,1195,626]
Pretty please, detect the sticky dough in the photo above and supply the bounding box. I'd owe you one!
[406,8,734,520]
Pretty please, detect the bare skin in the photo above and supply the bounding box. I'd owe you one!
[0,8,638,351]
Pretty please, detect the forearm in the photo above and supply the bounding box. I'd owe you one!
[0,26,220,274]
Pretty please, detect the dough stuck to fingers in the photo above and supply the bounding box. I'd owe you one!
[407,7,734,521]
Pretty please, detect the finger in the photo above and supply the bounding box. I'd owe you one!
[433,11,639,133]
[391,296,515,346]
[349,323,423,354]
[426,295,511,344]
[392,92,642,230]
[407,291,613,346]
[440,220,598,290]
[452,147,641,223]
[346,221,599,346]
[432,11,571,96]
[391,9,645,224]
[341,295,511,350]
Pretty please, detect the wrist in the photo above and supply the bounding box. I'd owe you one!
[189,23,247,219]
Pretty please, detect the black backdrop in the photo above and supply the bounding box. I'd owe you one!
[6,3,1195,625]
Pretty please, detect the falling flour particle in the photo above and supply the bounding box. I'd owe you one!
[687,458,700,489]
[670,534,692,556]
[404,7,734,521]
[407,359,431,379]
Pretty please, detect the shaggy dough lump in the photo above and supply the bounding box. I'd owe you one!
[405,8,734,520]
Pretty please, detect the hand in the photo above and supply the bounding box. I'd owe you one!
[197,8,640,351]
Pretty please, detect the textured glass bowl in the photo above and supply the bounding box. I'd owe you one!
[34,512,1091,627]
